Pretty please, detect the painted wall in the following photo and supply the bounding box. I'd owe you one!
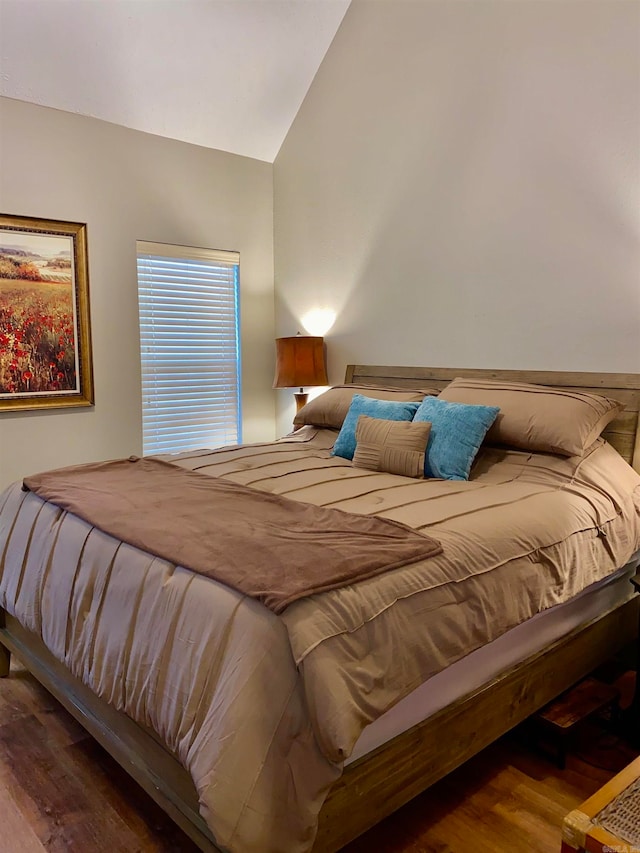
[274,0,640,433]
[0,97,275,489]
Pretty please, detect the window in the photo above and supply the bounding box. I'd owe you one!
[136,241,241,455]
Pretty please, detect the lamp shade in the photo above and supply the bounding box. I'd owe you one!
[273,336,328,389]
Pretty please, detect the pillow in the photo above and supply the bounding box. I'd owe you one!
[438,377,624,457]
[332,395,421,460]
[352,415,432,478]
[413,396,500,481]
[294,384,435,430]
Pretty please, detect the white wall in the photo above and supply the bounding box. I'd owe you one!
[0,98,275,489]
[274,0,640,433]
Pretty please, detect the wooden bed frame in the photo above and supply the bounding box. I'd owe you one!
[1,366,640,852]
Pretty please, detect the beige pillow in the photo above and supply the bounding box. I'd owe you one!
[294,384,436,430]
[439,377,623,457]
[352,415,432,478]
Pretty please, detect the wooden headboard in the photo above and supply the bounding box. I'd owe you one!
[344,365,640,474]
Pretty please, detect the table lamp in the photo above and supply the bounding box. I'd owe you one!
[273,335,328,415]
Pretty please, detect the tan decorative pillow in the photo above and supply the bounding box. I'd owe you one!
[439,377,624,457]
[352,415,432,478]
[294,384,437,430]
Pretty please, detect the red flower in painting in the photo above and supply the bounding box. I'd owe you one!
[0,278,76,394]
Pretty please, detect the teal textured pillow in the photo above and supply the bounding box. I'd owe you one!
[413,397,499,480]
[332,395,421,460]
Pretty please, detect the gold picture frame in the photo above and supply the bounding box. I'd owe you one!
[0,213,94,411]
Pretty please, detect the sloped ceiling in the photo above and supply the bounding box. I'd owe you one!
[0,0,350,162]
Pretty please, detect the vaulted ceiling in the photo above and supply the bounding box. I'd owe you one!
[0,0,350,162]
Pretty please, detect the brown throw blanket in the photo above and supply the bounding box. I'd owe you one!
[23,457,442,613]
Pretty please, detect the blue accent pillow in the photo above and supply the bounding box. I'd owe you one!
[332,394,421,460]
[413,397,499,481]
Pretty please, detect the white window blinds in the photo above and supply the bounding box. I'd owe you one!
[137,241,241,456]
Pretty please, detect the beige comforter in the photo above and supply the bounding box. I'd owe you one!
[1,429,639,852]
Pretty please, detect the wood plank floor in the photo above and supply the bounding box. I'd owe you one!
[0,659,637,853]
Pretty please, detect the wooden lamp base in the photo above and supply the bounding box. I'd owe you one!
[294,390,308,413]
[293,390,308,431]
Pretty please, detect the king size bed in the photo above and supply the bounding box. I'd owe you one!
[1,365,639,852]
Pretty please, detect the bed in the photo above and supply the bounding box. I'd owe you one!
[1,365,639,853]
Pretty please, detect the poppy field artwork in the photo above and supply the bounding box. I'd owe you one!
[0,215,93,411]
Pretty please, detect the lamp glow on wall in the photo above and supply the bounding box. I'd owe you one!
[273,334,328,416]
[301,307,336,337]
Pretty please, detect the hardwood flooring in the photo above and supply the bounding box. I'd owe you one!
[0,659,637,853]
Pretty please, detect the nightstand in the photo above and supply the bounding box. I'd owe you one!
[534,678,620,769]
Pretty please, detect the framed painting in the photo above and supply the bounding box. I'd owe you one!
[0,213,94,411]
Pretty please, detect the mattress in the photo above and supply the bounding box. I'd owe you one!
[349,555,640,763]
